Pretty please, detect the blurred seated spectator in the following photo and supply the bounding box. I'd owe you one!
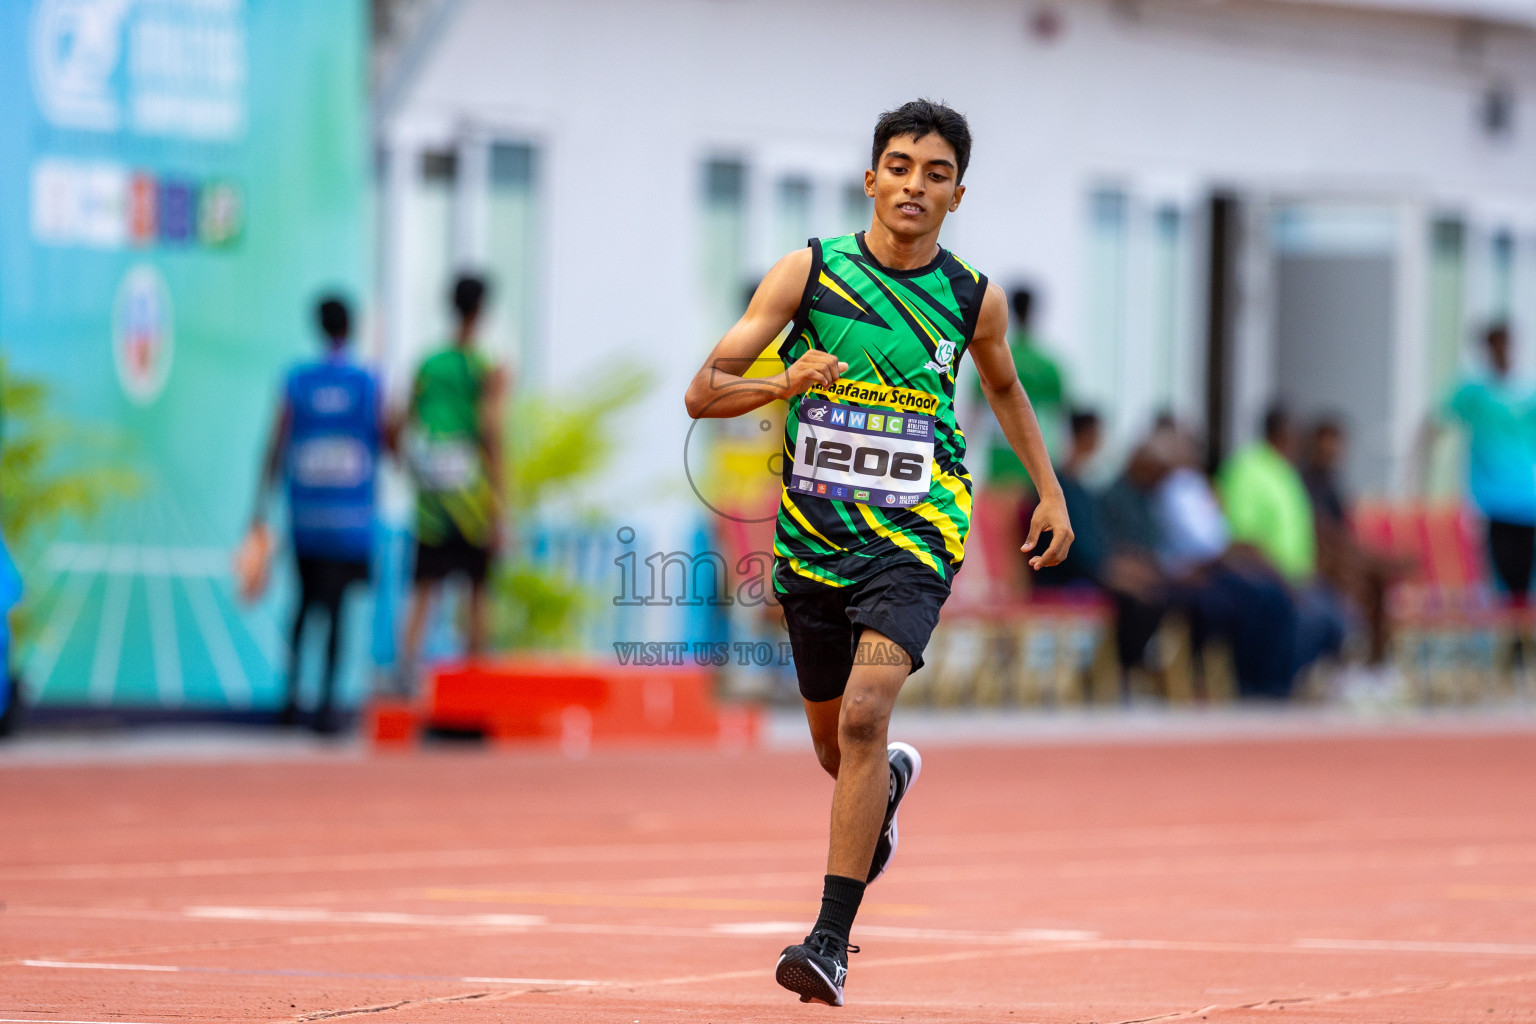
[1148,428,1300,699]
[1302,417,1413,680]
[1217,406,1347,682]
[1096,429,1298,699]
[1095,441,1177,681]
[1033,409,1106,590]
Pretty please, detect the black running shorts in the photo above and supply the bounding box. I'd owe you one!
[413,529,492,585]
[777,563,951,703]
[1487,519,1536,596]
[296,555,370,607]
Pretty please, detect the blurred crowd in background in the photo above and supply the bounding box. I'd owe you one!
[968,290,1536,704]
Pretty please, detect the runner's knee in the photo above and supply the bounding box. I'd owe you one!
[838,693,889,749]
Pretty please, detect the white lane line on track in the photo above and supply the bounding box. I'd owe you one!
[18,960,604,986]
[0,839,820,882]
[0,1019,177,1024]
[22,960,177,971]
[185,906,545,928]
[1296,937,1536,955]
[709,921,1102,942]
[11,809,1533,882]
[711,920,805,934]
[18,935,1536,1001]
[52,904,1536,958]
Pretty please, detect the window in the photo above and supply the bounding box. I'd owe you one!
[1427,216,1466,397]
[701,159,748,335]
[1490,229,1515,322]
[412,149,456,356]
[776,176,813,257]
[1424,215,1467,498]
[1083,188,1129,411]
[1151,204,1185,412]
[486,142,538,380]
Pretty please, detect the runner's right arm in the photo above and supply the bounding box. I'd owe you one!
[684,248,848,419]
[250,397,291,528]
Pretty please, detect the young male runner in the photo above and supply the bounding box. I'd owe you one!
[684,100,1072,1006]
[251,296,383,733]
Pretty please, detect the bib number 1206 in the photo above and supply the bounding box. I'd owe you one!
[802,437,924,481]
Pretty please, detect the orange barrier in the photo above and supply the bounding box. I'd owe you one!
[368,658,763,750]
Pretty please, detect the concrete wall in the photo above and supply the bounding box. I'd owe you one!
[380,0,1536,521]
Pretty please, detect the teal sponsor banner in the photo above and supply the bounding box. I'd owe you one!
[0,0,369,709]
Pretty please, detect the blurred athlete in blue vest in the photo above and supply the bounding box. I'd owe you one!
[0,531,18,737]
[250,296,383,733]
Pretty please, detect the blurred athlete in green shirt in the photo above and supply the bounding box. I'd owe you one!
[396,275,507,683]
[973,286,1068,486]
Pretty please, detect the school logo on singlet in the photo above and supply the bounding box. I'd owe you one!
[925,339,957,376]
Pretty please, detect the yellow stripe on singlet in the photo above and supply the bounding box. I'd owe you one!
[782,494,843,551]
[932,462,974,522]
[887,288,943,345]
[856,503,941,574]
[819,271,869,313]
[909,500,965,562]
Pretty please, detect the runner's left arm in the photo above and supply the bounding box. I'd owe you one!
[969,283,1074,570]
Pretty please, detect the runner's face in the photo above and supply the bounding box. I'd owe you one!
[865,133,964,239]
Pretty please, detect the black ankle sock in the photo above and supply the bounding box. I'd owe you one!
[813,873,866,945]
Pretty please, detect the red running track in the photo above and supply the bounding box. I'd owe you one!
[3,730,1536,1022]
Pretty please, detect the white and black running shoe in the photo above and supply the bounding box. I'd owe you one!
[776,930,859,1005]
[867,740,923,883]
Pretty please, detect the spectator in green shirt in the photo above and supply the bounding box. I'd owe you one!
[1219,407,1317,582]
[973,286,1067,488]
[1218,406,1346,678]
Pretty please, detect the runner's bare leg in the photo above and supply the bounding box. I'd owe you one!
[804,696,843,778]
[825,628,908,879]
[400,582,436,686]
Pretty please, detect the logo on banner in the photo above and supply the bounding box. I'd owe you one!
[30,0,248,140]
[112,263,173,404]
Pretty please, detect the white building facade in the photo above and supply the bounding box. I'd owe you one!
[375,0,1536,536]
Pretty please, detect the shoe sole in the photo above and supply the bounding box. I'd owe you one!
[869,742,923,884]
[775,950,843,1006]
[889,740,923,786]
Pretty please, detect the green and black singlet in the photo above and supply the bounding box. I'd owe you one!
[774,231,989,594]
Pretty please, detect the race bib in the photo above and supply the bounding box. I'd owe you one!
[410,436,480,492]
[789,399,934,508]
[293,436,371,489]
